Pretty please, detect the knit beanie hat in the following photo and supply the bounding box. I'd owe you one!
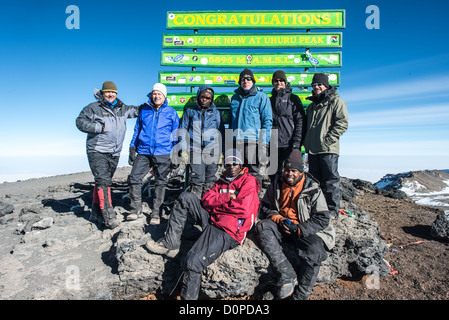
[152,83,167,98]
[224,149,243,165]
[197,85,214,100]
[284,149,304,171]
[101,81,117,93]
[239,68,256,84]
[311,73,330,88]
[272,70,287,84]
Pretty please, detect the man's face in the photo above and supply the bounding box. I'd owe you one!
[273,78,286,91]
[225,163,242,177]
[152,90,165,107]
[198,91,213,109]
[240,76,254,91]
[102,91,117,103]
[282,167,303,186]
[312,83,327,95]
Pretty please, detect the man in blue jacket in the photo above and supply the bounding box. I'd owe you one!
[126,83,180,224]
[229,68,273,189]
[179,85,225,198]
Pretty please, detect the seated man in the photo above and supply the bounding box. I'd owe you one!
[256,149,335,300]
[145,149,260,300]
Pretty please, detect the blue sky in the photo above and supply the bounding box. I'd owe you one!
[1,0,448,183]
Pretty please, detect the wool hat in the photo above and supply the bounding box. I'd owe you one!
[311,73,330,88]
[101,81,117,93]
[152,83,167,98]
[224,149,243,165]
[284,149,304,171]
[197,85,214,100]
[272,70,287,84]
[239,68,256,84]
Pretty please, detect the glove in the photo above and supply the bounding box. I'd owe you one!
[180,151,189,164]
[282,218,299,236]
[259,143,269,165]
[128,147,137,166]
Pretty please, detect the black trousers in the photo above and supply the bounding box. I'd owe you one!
[189,149,219,186]
[256,219,328,268]
[256,219,327,300]
[127,153,172,186]
[87,152,120,187]
[308,153,341,215]
[165,192,239,300]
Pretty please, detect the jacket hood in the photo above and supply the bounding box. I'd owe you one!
[195,84,216,110]
[145,97,169,110]
[93,88,124,108]
[306,86,337,103]
[271,82,293,97]
[235,85,261,97]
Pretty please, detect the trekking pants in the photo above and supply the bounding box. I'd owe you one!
[307,153,341,216]
[256,219,328,300]
[87,152,120,187]
[164,192,239,299]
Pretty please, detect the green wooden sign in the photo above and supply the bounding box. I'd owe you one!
[166,10,345,29]
[161,51,341,68]
[159,71,340,87]
[163,32,342,49]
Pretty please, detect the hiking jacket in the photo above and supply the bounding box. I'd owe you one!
[259,172,335,250]
[229,86,273,144]
[179,85,225,152]
[130,98,179,156]
[76,91,141,157]
[270,84,306,149]
[303,87,348,155]
[202,167,260,244]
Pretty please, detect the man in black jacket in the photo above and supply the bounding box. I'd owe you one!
[269,70,306,181]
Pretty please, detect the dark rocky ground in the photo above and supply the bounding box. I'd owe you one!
[1,167,448,302]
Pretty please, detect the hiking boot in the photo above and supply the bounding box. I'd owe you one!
[89,203,104,224]
[278,278,298,300]
[149,212,160,225]
[145,238,179,258]
[127,184,142,221]
[274,259,298,299]
[98,186,120,229]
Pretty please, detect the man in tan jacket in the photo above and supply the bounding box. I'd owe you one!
[303,73,348,217]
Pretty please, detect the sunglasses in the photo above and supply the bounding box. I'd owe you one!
[241,77,253,82]
[225,163,240,168]
[274,79,285,83]
[311,83,324,87]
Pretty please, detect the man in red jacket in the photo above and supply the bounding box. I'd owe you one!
[145,149,260,300]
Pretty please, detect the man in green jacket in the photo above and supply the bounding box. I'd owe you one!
[303,73,348,217]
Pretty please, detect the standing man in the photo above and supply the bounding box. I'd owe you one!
[269,70,306,181]
[126,83,179,224]
[256,149,335,300]
[76,81,141,229]
[145,149,260,300]
[229,68,273,188]
[303,73,348,217]
[179,85,225,198]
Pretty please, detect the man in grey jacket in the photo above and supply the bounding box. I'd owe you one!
[76,81,141,229]
[303,73,348,217]
[256,149,334,300]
